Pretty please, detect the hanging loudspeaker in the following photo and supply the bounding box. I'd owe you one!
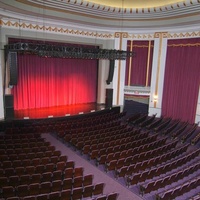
[106,60,115,85]
[9,52,18,86]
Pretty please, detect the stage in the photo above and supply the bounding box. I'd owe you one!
[14,103,106,120]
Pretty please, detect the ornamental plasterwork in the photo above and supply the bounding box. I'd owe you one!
[0,19,113,39]
[167,31,200,38]
[1,19,199,40]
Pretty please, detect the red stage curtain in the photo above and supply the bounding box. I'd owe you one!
[162,38,200,123]
[12,54,98,110]
[125,40,154,86]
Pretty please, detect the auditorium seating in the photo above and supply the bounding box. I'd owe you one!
[1,109,200,200]
[0,126,119,200]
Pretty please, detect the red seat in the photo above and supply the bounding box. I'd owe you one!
[36,194,49,200]
[52,170,62,181]
[5,168,15,177]
[51,180,62,192]
[107,192,119,200]
[23,196,36,200]
[49,191,60,200]
[62,178,73,190]
[17,184,29,197]
[83,174,93,186]
[29,183,40,195]
[6,197,20,200]
[56,161,66,171]
[74,167,83,177]
[82,185,93,198]
[40,182,51,194]
[60,189,71,200]
[9,176,20,187]
[71,187,83,200]
[93,183,105,196]
[73,176,83,188]
[30,173,41,184]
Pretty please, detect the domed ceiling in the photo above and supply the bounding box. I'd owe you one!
[0,0,199,31]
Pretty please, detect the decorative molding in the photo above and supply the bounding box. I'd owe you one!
[114,32,129,38]
[0,19,113,39]
[124,86,150,96]
[154,32,168,38]
[167,31,200,38]
[131,34,154,39]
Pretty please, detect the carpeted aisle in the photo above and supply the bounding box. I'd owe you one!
[42,133,144,200]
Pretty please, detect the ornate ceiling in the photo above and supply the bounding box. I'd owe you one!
[0,0,199,31]
[86,0,185,8]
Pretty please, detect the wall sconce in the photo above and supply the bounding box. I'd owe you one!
[153,95,158,102]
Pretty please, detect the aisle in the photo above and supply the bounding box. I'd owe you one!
[42,133,144,200]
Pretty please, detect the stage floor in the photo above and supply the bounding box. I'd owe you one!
[14,103,105,119]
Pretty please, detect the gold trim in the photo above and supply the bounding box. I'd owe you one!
[131,34,154,39]
[0,20,113,38]
[128,40,133,86]
[145,40,151,87]
[168,43,200,47]
[154,32,168,38]
[168,32,200,38]
[114,32,129,38]
[127,44,154,48]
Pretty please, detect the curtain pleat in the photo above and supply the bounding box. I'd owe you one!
[161,38,200,123]
[12,54,98,110]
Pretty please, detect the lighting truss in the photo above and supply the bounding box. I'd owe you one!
[4,42,135,60]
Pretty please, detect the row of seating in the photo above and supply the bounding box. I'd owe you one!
[0,162,82,177]
[0,171,92,188]
[181,124,198,143]
[0,154,67,164]
[5,111,123,134]
[191,132,200,145]
[0,137,45,144]
[106,139,178,173]
[0,141,50,149]
[1,182,105,199]
[0,133,41,140]
[4,190,118,200]
[1,174,94,193]
[125,143,193,185]
[0,149,63,161]
[130,113,200,145]
[140,160,200,195]
[171,121,189,139]
[189,192,200,200]
[94,132,155,160]
[61,120,122,139]
[156,175,200,200]
[105,136,179,171]
[153,117,172,132]
[95,136,166,167]
[69,124,131,146]
[82,131,145,156]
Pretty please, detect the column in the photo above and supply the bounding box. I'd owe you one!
[148,32,168,117]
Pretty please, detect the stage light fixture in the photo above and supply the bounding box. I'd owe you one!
[4,42,135,60]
